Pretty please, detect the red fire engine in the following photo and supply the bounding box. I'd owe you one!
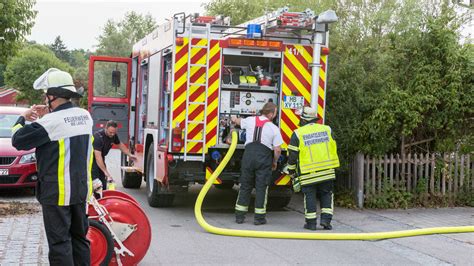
[88,7,337,208]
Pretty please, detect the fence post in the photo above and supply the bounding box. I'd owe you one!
[467,154,472,190]
[414,153,418,191]
[407,153,412,192]
[442,153,447,195]
[430,153,435,194]
[378,156,382,194]
[424,153,429,193]
[396,153,400,188]
[460,155,465,189]
[454,153,459,193]
[389,153,394,187]
[372,156,376,195]
[354,153,365,208]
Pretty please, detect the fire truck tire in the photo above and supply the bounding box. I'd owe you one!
[267,187,293,210]
[267,195,292,210]
[146,145,175,207]
[88,219,114,266]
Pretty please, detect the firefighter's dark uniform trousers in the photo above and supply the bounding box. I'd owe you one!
[236,142,272,220]
[42,203,90,265]
[301,180,334,224]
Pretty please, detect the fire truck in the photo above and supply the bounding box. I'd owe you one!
[88,7,337,208]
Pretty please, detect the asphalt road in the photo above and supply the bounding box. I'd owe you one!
[105,150,474,265]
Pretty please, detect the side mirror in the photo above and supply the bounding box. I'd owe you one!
[112,70,121,87]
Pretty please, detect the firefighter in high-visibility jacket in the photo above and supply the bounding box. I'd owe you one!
[11,68,93,265]
[287,106,340,230]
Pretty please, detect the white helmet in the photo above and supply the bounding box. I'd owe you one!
[33,68,82,98]
[296,106,318,121]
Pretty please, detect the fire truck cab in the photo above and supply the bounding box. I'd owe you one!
[88,7,336,208]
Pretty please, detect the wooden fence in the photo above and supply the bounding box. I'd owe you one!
[350,152,472,208]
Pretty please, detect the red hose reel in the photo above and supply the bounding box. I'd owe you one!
[87,190,151,266]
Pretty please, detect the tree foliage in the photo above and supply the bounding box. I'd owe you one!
[0,0,37,64]
[205,0,473,158]
[49,36,70,63]
[95,11,157,57]
[4,47,73,104]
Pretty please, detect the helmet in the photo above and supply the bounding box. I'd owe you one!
[296,106,318,121]
[33,68,82,98]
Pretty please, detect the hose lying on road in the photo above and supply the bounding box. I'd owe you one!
[194,131,474,240]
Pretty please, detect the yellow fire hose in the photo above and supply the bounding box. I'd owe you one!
[194,131,474,240]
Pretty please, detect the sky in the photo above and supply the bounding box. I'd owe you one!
[28,0,208,51]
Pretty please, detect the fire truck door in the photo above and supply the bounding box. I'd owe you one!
[88,56,132,143]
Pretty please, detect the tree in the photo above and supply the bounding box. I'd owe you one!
[204,0,332,25]
[95,11,157,57]
[0,64,5,86]
[49,36,70,63]
[0,0,37,64]
[4,47,73,104]
[204,0,473,160]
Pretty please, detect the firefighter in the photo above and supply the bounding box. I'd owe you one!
[11,68,93,265]
[287,106,340,230]
[230,102,283,225]
[91,120,137,190]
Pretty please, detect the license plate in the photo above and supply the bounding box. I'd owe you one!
[283,96,304,109]
[0,169,8,176]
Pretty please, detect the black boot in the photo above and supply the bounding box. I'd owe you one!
[320,221,332,230]
[254,214,267,225]
[235,211,246,224]
[320,213,333,230]
[304,218,317,231]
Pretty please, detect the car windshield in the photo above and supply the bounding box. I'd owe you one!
[0,114,21,138]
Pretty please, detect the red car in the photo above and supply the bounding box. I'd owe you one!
[0,106,37,188]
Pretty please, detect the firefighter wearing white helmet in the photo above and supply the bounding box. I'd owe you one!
[287,106,340,230]
[11,68,93,264]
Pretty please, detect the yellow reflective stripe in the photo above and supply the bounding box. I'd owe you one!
[287,164,296,170]
[305,212,317,219]
[300,174,335,186]
[255,208,266,214]
[300,159,339,169]
[11,124,23,134]
[300,161,340,173]
[287,145,299,151]
[321,208,333,215]
[235,204,248,212]
[58,139,65,206]
[263,186,268,210]
[299,169,335,180]
[87,136,94,200]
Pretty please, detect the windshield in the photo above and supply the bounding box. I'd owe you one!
[0,114,20,138]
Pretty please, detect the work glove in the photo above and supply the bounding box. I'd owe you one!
[291,175,301,193]
[92,178,103,192]
[107,177,116,190]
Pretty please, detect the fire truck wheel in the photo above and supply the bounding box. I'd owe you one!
[267,195,292,210]
[88,219,114,266]
[146,144,175,207]
[267,187,293,210]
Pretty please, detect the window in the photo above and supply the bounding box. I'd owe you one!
[93,61,128,98]
[0,114,20,138]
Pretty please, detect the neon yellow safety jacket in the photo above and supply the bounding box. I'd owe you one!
[287,123,340,186]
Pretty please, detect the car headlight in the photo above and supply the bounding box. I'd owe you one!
[19,153,36,164]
